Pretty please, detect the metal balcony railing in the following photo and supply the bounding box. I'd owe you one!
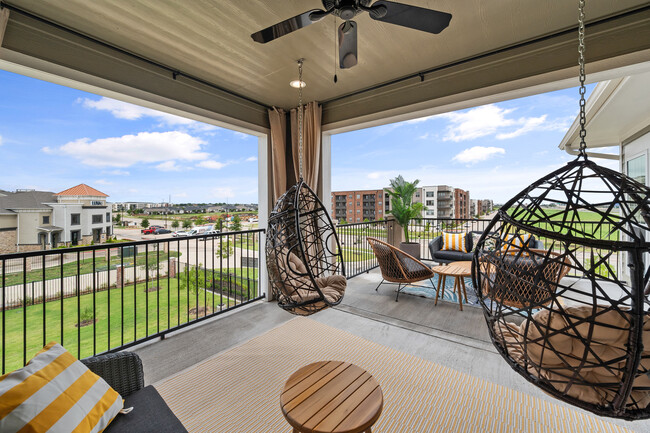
[0,230,264,373]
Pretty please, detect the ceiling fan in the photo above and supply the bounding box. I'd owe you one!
[251,0,452,69]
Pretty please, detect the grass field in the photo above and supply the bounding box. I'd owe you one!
[0,268,259,373]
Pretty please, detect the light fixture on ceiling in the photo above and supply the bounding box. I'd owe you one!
[289,79,306,88]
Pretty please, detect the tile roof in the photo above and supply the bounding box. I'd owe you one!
[55,184,108,197]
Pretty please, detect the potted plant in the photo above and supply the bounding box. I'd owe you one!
[386,175,425,259]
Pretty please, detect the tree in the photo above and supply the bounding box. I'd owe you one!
[179,264,207,297]
[339,219,347,225]
[215,240,234,258]
[385,175,425,243]
[216,218,224,231]
[231,215,242,232]
[113,214,121,226]
[182,219,192,229]
[171,220,180,229]
[195,216,206,226]
[141,218,150,229]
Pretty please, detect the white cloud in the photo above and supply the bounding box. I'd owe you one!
[233,132,250,139]
[245,156,257,162]
[80,97,217,131]
[453,146,505,164]
[0,135,3,146]
[436,104,569,142]
[211,187,235,199]
[418,133,430,140]
[495,115,546,139]
[95,179,112,185]
[173,192,188,198]
[48,131,209,167]
[156,161,181,172]
[197,160,227,170]
[367,172,383,180]
[104,169,130,176]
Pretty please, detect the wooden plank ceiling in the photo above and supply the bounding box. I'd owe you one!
[5,0,649,110]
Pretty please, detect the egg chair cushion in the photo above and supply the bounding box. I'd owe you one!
[495,305,650,409]
[315,275,347,304]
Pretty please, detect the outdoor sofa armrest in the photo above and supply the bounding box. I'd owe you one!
[428,236,443,256]
[81,351,145,397]
[531,239,545,250]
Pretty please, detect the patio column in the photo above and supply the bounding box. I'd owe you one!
[258,134,270,301]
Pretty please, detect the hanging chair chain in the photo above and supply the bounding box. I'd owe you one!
[298,59,304,180]
[578,0,587,154]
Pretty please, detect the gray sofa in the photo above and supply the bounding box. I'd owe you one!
[81,352,187,433]
[428,231,544,264]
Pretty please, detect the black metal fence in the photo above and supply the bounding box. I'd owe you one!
[0,229,264,374]
[335,217,622,280]
[335,220,388,278]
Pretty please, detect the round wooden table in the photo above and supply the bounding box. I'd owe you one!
[431,261,472,311]
[280,361,383,433]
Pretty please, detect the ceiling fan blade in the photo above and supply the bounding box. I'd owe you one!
[251,9,325,43]
[370,1,452,34]
[338,21,358,69]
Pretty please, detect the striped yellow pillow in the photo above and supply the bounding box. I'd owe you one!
[441,232,468,253]
[501,233,531,255]
[0,342,123,433]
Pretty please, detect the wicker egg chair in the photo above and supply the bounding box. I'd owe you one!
[472,155,650,420]
[266,180,347,316]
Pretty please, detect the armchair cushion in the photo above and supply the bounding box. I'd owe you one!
[104,386,188,433]
[441,232,468,252]
[1,342,122,433]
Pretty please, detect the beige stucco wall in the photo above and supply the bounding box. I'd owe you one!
[17,211,52,245]
[0,214,17,229]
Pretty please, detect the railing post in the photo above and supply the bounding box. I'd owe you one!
[386,217,404,248]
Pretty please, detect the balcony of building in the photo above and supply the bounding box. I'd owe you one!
[1,216,646,431]
[1,1,649,431]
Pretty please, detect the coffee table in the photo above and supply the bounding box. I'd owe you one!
[431,261,472,311]
[280,361,383,433]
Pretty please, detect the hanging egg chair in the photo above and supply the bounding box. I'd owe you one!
[472,155,650,419]
[266,59,347,316]
[266,179,346,315]
[472,1,650,419]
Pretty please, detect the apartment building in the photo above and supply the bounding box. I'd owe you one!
[0,184,112,254]
[331,190,385,223]
[419,185,469,219]
[470,199,495,217]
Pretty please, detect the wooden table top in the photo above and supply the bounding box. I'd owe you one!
[280,361,383,433]
[431,261,472,277]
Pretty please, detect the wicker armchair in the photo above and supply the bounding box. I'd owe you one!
[81,351,144,398]
[81,352,187,432]
[367,237,435,301]
[481,249,572,308]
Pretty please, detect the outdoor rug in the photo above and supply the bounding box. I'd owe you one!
[401,275,481,308]
[155,317,632,433]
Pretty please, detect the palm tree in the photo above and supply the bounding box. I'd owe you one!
[385,175,425,243]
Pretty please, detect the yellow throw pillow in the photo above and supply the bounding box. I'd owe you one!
[501,233,531,255]
[441,232,468,253]
[0,342,123,433]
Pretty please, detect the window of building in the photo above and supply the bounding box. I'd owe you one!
[378,201,382,205]
[92,214,103,224]
[426,191,434,197]
[356,194,360,199]
[349,210,352,213]
[379,209,382,213]
[349,194,352,198]
[627,154,647,185]
[357,202,360,206]
[71,214,80,225]
[42,216,50,225]
[106,212,110,222]
[415,193,420,197]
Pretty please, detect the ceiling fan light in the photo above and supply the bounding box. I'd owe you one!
[290,80,306,88]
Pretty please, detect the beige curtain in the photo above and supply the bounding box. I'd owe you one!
[268,107,287,203]
[290,102,322,191]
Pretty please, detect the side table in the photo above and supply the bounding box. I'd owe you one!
[280,361,383,433]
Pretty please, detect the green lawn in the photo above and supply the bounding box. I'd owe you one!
[3,251,181,287]
[339,247,375,262]
[0,270,259,373]
[512,210,621,242]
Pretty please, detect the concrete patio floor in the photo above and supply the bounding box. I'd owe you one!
[133,268,649,432]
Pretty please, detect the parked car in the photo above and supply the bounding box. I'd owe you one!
[198,229,221,241]
[172,231,189,237]
[154,228,171,235]
[142,225,163,233]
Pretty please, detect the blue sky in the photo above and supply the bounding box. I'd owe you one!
[0,69,600,204]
